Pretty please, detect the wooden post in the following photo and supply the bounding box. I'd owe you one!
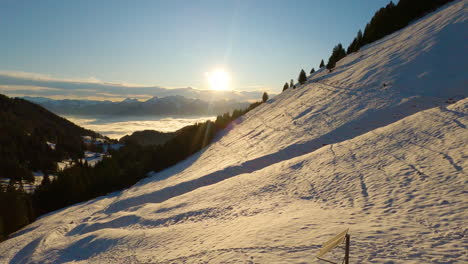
[344,234,350,264]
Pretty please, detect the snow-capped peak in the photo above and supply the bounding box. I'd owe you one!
[144,96,159,103]
[121,97,139,103]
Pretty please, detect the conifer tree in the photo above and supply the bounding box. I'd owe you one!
[347,30,363,54]
[262,92,269,102]
[356,30,363,47]
[347,39,357,54]
[41,174,50,185]
[298,69,307,85]
[310,68,315,74]
[0,215,5,241]
[290,79,294,88]
[326,43,346,69]
[283,82,289,91]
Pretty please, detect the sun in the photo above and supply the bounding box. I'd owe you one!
[207,69,230,91]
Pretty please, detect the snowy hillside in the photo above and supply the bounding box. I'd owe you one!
[1,1,467,263]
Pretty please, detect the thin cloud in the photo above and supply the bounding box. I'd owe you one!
[0,71,102,83]
[0,71,272,101]
[0,85,62,91]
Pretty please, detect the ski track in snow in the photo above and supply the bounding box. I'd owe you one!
[1,1,467,263]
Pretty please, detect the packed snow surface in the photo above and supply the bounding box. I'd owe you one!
[1,1,467,263]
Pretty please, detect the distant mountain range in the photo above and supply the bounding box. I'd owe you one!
[0,71,271,102]
[23,96,250,116]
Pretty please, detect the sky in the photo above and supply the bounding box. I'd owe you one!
[0,0,390,100]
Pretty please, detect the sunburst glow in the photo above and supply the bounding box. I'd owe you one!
[207,69,230,91]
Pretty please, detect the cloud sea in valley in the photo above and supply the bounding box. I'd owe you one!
[65,115,216,139]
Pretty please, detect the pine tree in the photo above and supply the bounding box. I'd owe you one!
[356,30,363,48]
[326,43,346,69]
[262,92,269,102]
[310,68,315,74]
[0,216,5,241]
[0,187,35,238]
[283,82,289,91]
[41,174,50,186]
[290,79,294,88]
[319,59,325,68]
[347,39,357,54]
[347,30,363,54]
[298,69,307,85]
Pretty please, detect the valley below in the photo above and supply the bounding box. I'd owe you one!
[63,115,216,139]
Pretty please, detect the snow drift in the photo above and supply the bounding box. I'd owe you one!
[1,1,467,263]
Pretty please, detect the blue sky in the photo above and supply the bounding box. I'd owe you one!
[0,0,390,99]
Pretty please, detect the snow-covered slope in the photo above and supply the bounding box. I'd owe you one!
[1,1,467,263]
